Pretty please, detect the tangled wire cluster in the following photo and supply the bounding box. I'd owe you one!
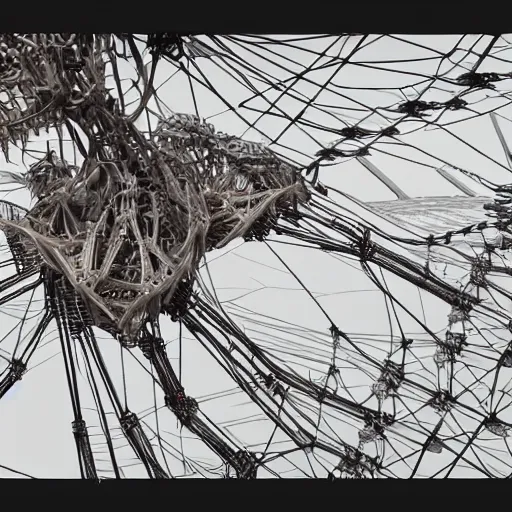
[2,116,304,342]
[3,33,512,479]
[0,34,305,343]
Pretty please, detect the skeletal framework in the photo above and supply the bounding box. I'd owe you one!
[2,34,512,479]
[5,118,304,342]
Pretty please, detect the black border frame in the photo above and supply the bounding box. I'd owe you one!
[0,2,508,34]
[0,3,506,499]
[0,477,501,501]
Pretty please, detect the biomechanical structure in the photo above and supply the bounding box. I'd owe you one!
[3,33,512,479]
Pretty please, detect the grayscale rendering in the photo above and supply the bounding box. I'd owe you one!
[0,34,512,479]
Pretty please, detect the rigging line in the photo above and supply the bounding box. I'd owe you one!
[272,35,369,146]
[237,36,343,140]
[77,333,122,479]
[472,35,501,73]
[83,329,169,479]
[0,463,36,479]
[13,284,38,357]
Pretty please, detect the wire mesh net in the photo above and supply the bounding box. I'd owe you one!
[1,33,512,478]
